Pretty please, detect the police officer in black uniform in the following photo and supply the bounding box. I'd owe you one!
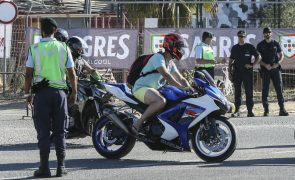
[24,18,77,177]
[257,27,289,116]
[229,30,261,117]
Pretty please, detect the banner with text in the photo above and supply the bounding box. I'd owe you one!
[144,28,295,69]
[25,28,138,69]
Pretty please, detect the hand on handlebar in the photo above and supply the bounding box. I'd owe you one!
[182,85,195,93]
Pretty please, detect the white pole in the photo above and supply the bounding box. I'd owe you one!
[3,24,6,93]
[123,14,125,29]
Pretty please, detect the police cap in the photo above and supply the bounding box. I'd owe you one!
[263,27,272,33]
[237,30,246,37]
[40,18,58,29]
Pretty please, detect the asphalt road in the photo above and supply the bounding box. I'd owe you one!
[0,101,294,180]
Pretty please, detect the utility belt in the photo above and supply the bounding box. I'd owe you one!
[32,79,49,94]
[232,65,253,72]
[259,64,282,78]
[32,78,68,94]
[260,63,282,72]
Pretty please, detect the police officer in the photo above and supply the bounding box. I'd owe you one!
[257,27,289,116]
[24,18,77,177]
[229,30,261,117]
[195,31,225,79]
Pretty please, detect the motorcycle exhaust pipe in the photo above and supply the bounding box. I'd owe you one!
[103,108,131,135]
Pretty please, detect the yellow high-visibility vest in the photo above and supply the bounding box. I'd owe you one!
[30,40,68,89]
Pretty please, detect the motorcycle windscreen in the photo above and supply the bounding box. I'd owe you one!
[200,70,215,86]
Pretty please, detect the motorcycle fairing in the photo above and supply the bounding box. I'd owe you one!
[103,83,221,151]
[194,78,228,106]
[156,95,218,149]
[104,83,138,104]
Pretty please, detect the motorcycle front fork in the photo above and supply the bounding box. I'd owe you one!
[204,117,218,139]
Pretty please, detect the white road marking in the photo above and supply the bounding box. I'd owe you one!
[272,150,295,154]
[1,176,31,180]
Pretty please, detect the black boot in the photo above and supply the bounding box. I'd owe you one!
[263,108,269,117]
[247,111,255,117]
[279,105,289,116]
[56,156,67,177]
[34,154,51,178]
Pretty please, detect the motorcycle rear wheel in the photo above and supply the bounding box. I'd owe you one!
[92,114,136,159]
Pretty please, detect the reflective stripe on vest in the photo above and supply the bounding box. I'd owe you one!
[31,41,68,89]
[197,44,215,68]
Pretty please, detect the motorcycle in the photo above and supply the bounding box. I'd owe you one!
[66,75,110,138]
[50,72,111,141]
[92,70,237,162]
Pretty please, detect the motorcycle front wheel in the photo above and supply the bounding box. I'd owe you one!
[92,114,136,159]
[191,116,237,162]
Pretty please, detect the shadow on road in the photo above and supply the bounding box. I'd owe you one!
[0,156,293,174]
[0,101,26,111]
[200,157,295,168]
[0,143,93,151]
[237,144,295,150]
[0,158,204,172]
[66,158,204,170]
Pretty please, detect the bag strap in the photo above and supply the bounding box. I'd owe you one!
[139,52,165,78]
[140,69,158,77]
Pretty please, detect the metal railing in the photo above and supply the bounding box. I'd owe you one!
[0,72,25,100]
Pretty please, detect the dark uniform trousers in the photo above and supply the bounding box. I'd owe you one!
[33,87,68,157]
[233,69,253,111]
[261,68,284,110]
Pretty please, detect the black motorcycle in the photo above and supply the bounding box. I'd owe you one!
[50,72,112,141]
[67,76,111,138]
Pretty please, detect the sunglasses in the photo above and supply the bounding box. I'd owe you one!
[238,35,246,38]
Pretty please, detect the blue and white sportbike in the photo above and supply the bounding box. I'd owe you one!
[92,70,237,162]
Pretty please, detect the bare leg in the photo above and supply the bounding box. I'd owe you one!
[133,89,166,130]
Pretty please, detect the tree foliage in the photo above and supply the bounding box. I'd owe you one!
[123,0,196,28]
[123,0,295,28]
[260,0,295,28]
